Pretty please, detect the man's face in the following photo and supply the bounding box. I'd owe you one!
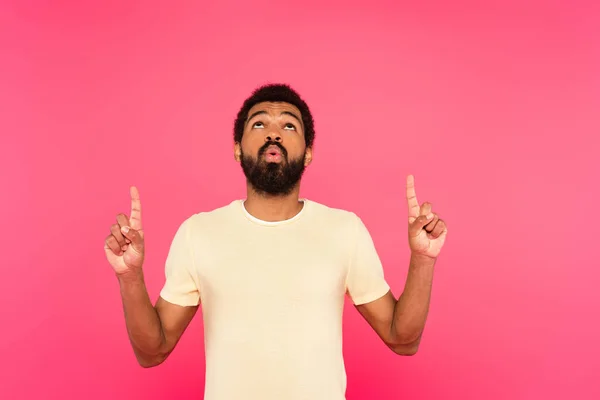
[235,101,312,196]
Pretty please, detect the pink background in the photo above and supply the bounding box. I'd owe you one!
[1,1,599,399]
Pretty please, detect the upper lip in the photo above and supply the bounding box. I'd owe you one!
[265,145,282,156]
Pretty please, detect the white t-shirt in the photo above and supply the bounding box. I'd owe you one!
[159,199,390,400]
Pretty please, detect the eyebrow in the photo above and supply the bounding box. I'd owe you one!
[245,110,303,127]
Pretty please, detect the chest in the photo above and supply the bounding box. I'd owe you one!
[193,229,350,305]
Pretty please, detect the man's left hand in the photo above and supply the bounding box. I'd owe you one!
[406,175,448,259]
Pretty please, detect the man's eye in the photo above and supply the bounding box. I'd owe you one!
[252,122,264,128]
[284,123,296,131]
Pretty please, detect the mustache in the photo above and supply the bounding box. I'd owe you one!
[258,141,288,158]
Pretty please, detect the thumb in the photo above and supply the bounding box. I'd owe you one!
[121,226,144,252]
[409,213,434,236]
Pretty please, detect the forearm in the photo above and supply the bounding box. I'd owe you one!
[117,271,166,364]
[392,253,436,344]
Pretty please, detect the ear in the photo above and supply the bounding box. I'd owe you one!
[234,142,242,162]
[304,147,313,166]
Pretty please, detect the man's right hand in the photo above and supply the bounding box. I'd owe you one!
[104,186,145,276]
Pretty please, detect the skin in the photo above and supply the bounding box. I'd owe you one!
[104,101,447,367]
[104,188,197,367]
[235,101,312,221]
[355,182,446,355]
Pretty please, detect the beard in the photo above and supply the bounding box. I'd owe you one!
[240,142,307,196]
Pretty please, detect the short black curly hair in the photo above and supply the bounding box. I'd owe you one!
[234,83,315,148]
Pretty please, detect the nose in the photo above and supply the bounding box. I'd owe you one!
[265,130,282,143]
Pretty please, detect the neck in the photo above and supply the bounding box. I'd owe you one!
[243,184,304,222]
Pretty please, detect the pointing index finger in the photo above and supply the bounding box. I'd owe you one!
[130,186,143,231]
[406,174,420,220]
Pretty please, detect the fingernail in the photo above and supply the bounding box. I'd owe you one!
[121,245,127,251]
[426,213,434,219]
[121,226,130,234]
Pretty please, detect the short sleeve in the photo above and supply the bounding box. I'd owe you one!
[345,214,390,305]
[159,218,200,307]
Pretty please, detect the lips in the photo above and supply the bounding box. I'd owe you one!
[262,144,284,163]
[265,145,282,157]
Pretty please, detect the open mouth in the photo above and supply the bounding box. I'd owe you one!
[264,145,283,157]
[263,145,284,163]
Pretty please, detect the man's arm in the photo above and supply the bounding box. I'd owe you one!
[355,253,435,355]
[105,186,200,367]
[118,270,198,367]
[354,175,447,355]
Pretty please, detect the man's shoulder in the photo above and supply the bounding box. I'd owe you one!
[305,199,361,225]
[179,200,242,228]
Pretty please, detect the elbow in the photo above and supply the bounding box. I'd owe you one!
[137,357,163,368]
[391,342,419,356]
[388,333,422,356]
[134,349,169,368]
